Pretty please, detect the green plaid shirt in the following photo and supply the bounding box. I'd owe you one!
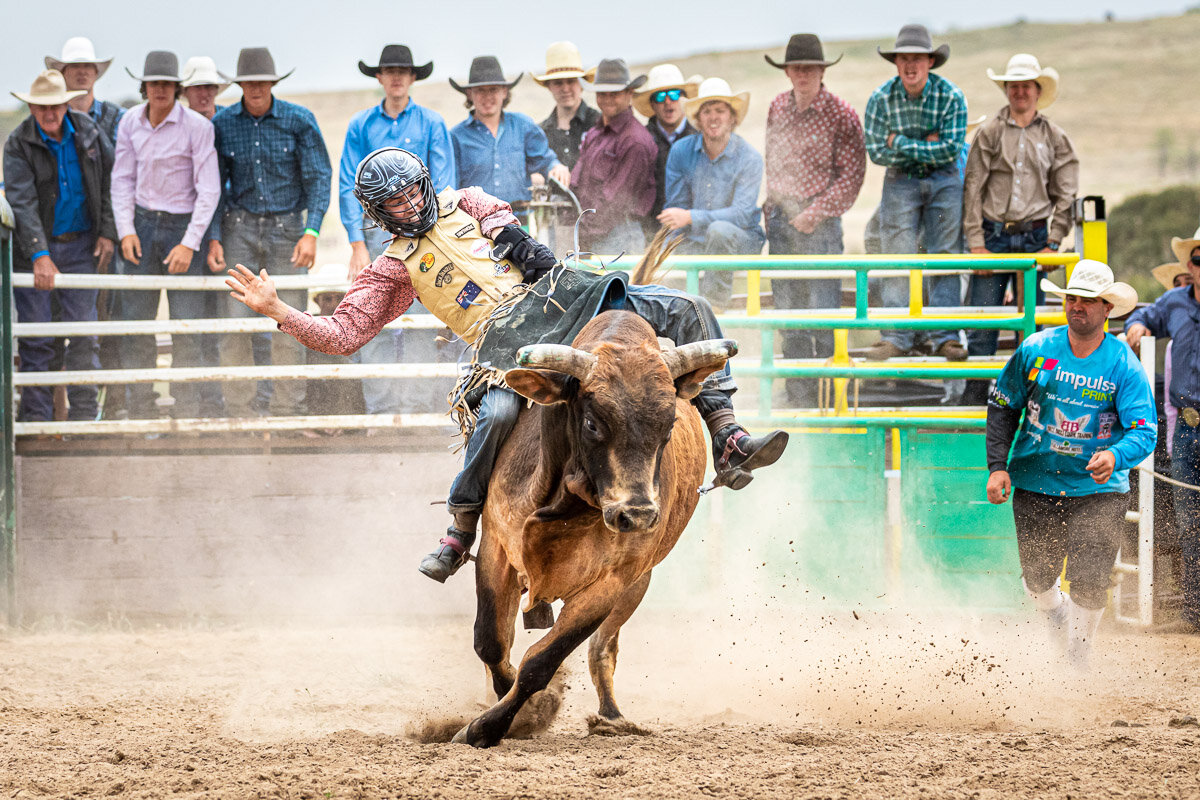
[864,73,966,175]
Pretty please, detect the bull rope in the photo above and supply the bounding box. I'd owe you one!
[1137,466,1200,492]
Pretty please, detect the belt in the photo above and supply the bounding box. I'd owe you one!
[50,231,86,243]
[993,218,1048,235]
[1183,407,1200,428]
[134,206,191,221]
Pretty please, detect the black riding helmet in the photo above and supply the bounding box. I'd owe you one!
[353,147,438,238]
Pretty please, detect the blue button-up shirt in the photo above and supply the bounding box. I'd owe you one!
[450,111,560,206]
[663,132,763,242]
[1128,285,1200,409]
[212,97,332,238]
[38,113,91,238]
[338,99,456,244]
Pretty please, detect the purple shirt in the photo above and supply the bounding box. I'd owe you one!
[111,101,220,251]
[571,106,656,240]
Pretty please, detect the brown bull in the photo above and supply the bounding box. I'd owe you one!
[451,309,735,748]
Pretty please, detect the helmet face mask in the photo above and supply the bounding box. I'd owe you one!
[354,147,438,238]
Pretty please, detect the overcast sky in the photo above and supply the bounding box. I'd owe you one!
[3,0,1191,108]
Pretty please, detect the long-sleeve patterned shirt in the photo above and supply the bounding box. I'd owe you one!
[279,187,516,355]
[962,106,1079,249]
[571,106,657,240]
[864,73,967,175]
[212,97,332,238]
[764,86,866,225]
[111,101,220,251]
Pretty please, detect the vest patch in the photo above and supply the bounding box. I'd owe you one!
[470,239,492,258]
[493,261,511,275]
[456,281,482,309]
[453,224,474,237]
[435,264,455,288]
[419,252,435,273]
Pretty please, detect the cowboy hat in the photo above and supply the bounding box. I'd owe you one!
[1170,226,1200,265]
[11,69,86,106]
[533,41,595,85]
[685,77,750,127]
[987,53,1059,110]
[581,59,647,93]
[180,56,230,92]
[220,47,294,83]
[1040,259,1138,318]
[308,262,352,302]
[878,24,950,70]
[45,37,112,78]
[632,64,700,117]
[764,33,842,69]
[358,44,433,81]
[967,114,987,135]
[125,51,187,83]
[1152,262,1192,291]
[450,55,521,93]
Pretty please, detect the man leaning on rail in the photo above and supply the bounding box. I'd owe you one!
[985,261,1156,670]
[224,147,788,585]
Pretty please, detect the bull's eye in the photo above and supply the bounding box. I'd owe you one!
[583,415,599,436]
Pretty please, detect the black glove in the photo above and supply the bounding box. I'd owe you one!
[492,225,557,284]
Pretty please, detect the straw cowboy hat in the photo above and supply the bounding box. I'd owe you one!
[180,57,230,92]
[358,44,433,81]
[45,37,112,78]
[221,47,294,83]
[126,51,187,83]
[450,56,521,93]
[632,64,700,117]
[1152,262,1192,290]
[685,77,750,126]
[1040,259,1138,318]
[1170,226,1200,265]
[987,53,1059,110]
[878,24,950,69]
[581,59,647,93]
[764,33,842,69]
[533,41,595,85]
[11,70,86,106]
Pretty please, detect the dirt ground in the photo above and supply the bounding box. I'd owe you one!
[2,609,1199,800]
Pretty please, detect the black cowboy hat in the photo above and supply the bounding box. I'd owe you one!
[358,44,433,81]
[764,34,842,69]
[877,24,950,70]
[449,56,522,93]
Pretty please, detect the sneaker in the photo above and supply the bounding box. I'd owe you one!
[863,340,906,361]
[1045,597,1072,653]
[937,341,968,361]
[418,526,476,583]
[711,425,789,491]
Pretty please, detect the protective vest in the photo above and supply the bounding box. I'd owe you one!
[384,188,521,344]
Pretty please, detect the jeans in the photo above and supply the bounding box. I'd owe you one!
[219,209,307,416]
[1173,422,1200,626]
[767,209,844,407]
[117,207,220,418]
[445,282,737,514]
[675,219,765,308]
[966,220,1049,356]
[14,235,100,421]
[876,164,964,351]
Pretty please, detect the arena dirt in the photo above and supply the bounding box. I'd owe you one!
[2,609,1199,798]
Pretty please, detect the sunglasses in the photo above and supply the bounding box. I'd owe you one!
[651,88,683,104]
[1191,255,1200,267]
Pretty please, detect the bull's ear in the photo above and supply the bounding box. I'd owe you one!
[674,360,729,400]
[504,368,574,405]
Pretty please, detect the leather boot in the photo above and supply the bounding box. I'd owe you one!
[418,511,478,583]
[704,409,789,491]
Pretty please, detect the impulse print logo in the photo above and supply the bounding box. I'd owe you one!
[1026,356,1059,385]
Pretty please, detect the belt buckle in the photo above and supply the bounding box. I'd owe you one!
[1002,221,1019,235]
[1183,407,1200,428]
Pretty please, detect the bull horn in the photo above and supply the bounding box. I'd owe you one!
[662,339,738,380]
[515,344,597,381]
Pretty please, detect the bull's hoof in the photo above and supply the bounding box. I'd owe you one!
[450,720,498,748]
[587,714,653,737]
[523,601,555,630]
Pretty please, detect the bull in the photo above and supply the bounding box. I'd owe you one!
[451,309,736,747]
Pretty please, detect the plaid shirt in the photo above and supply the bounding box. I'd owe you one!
[212,97,332,238]
[864,73,966,175]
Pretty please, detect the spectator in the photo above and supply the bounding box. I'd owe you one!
[534,42,601,170]
[1126,230,1200,633]
[180,57,229,120]
[659,77,764,307]
[46,37,123,144]
[208,47,332,417]
[449,56,569,216]
[1151,261,1193,458]
[303,263,364,428]
[863,24,968,362]
[763,33,866,405]
[111,51,220,419]
[340,44,456,418]
[572,59,656,254]
[633,64,699,239]
[962,54,1079,403]
[5,69,115,422]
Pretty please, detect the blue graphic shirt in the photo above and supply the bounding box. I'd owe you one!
[990,326,1157,496]
[450,111,560,207]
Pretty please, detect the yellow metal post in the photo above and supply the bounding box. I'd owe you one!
[832,329,850,414]
[908,269,923,316]
[746,270,761,316]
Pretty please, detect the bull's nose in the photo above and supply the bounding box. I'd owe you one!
[603,503,660,533]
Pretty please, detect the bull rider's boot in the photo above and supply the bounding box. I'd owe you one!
[704,408,789,491]
[418,511,479,583]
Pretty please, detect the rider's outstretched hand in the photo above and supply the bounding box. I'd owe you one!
[225,264,294,323]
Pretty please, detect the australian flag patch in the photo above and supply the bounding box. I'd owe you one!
[456,280,482,309]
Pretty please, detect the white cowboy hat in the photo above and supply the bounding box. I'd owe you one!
[180,56,230,93]
[967,114,987,135]
[11,70,86,106]
[685,77,750,127]
[632,64,700,117]
[1170,226,1200,266]
[45,36,112,78]
[533,41,595,86]
[986,53,1059,110]
[308,263,351,302]
[1040,259,1138,318]
[1152,262,1192,291]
